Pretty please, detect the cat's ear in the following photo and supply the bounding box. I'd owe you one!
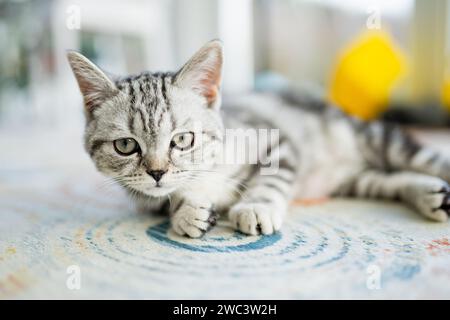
[67,51,118,113]
[175,40,223,109]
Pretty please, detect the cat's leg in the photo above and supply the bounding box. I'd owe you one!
[169,193,219,238]
[407,145,450,183]
[338,170,450,222]
[358,121,450,182]
[228,170,294,235]
[228,141,298,235]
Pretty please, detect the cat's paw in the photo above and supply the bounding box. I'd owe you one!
[171,205,218,238]
[413,181,450,222]
[228,202,283,236]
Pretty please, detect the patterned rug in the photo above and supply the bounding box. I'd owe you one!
[0,130,449,299]
[1,167,449,299]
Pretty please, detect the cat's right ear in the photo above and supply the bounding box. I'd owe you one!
[175,40,223,109]
[67,51,118,113]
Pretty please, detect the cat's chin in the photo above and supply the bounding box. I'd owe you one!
[143,186,176,197]
[123,184,176,198]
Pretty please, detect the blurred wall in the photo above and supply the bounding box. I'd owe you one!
[254,0,412,87]
[0,0,255,130]
[2,0,450,132]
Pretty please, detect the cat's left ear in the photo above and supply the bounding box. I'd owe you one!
[67,51,118,114]
[175,40,223,109]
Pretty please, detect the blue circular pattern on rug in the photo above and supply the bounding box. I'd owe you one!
[146,221,282,252]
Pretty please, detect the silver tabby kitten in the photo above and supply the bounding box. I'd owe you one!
[68,40,450,238]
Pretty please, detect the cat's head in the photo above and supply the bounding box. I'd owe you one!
[67,40,224,198]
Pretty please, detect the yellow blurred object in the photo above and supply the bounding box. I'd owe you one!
[442,79,450,111]
[329,31,407,120]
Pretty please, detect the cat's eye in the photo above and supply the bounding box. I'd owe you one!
[171,132,194,150]
[113,138,139,156]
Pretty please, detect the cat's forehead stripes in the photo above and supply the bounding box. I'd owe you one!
[137,108,149,133]
[116,72,177,137]
[116,72,173,108]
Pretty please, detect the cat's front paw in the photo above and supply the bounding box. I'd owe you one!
[171,204,218,238]
[229,202,283,236]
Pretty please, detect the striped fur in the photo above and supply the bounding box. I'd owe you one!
[68,40,450,238]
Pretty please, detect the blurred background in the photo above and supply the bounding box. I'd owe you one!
[3,1,450,300]
[1,0,450,134]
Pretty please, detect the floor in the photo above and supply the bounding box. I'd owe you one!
[0,128,449,299]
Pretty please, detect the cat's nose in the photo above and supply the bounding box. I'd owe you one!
[147,169,167,182]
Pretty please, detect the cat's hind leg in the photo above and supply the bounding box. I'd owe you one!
[338,170,450,222]
[407,145,450,183]
[359,121,450,183]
